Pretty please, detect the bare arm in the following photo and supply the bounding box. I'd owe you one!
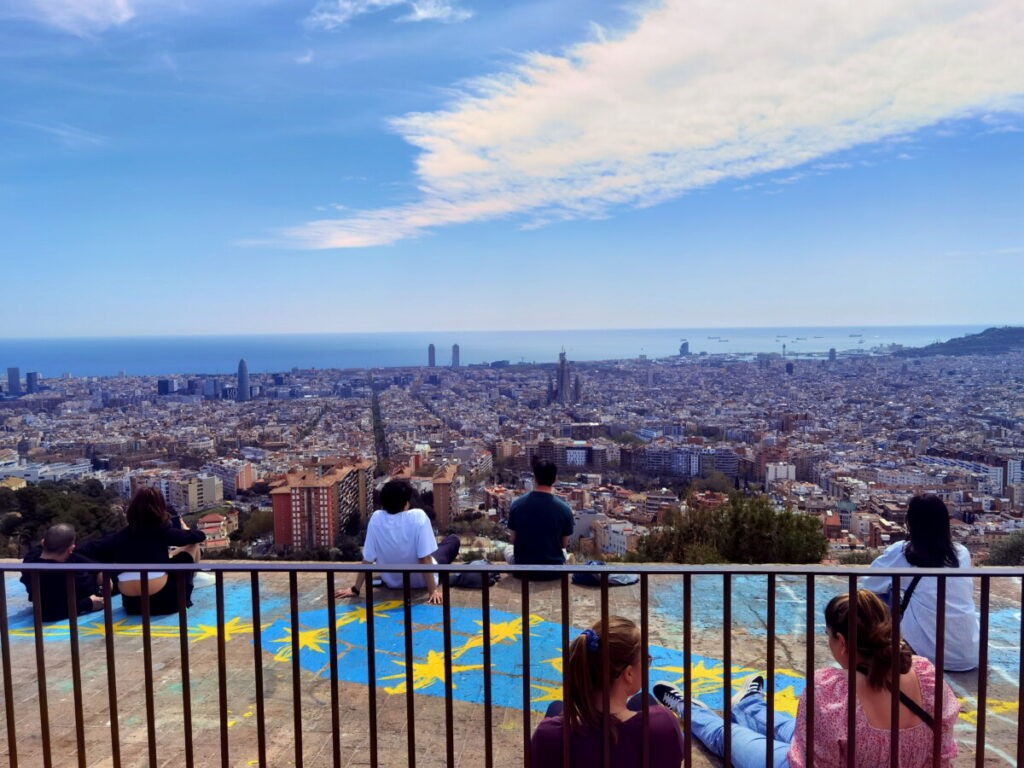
[335,560,374,598]
[421,554,442,605]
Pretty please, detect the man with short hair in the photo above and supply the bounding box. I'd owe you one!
[336,480,460,605]
[20,523,104,622]
[506,459,574,579]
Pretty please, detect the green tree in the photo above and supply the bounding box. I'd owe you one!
[986,532,1024,566]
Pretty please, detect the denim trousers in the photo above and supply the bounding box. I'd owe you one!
[689,694,794,768]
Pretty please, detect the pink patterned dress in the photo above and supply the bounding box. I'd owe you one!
[787,656,959,768]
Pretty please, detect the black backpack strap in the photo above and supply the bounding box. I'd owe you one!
[899,575,922,616]
[898,690,935,728]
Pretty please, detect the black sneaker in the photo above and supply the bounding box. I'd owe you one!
[653,681,710,719]
[731,674,765,708]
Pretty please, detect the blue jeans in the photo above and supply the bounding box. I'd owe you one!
[690,694,794,768]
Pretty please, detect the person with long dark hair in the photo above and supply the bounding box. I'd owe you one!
[81,487,206,616]
[862,494,979,671]
[654,590,959,767]
[530,616,684,767]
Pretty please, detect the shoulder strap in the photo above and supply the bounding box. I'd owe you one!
[898,690,935,728]
[899,575,922,616]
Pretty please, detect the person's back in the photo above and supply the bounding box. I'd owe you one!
[20,524,102,623]
[507,459,574,579]
[364,506,438,589]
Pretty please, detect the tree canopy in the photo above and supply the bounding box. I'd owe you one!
[0,480,124,556]
[985,532,1024,566]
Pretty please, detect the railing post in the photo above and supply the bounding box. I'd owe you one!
[0,579,18,768]
[30,572,52,768]
[64,572,87,768]
[249,571,267,768]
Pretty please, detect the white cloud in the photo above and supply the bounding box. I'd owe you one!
[9,120,106,148]
[276,0,1024,249]
[295,50,315,65]
[306,0,471,30]
[24,0,136,34]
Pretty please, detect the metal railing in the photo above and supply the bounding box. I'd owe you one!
[1,561,1020,768]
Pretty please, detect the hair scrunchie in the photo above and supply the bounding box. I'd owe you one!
[583,628,600,652]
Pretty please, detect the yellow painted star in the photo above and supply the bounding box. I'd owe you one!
[380,649,483,694]
[460,615,544,651]
[271,625,331,661]
[335,600,403,628]
[530,683,564,704]
[189,616,254,643]
[541,649,564,675]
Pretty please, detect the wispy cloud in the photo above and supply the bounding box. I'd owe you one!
[273,0,1024,249]
[306,0,471,30]
[22,0,136,34]
[944,246,1024,258]
[295,50,315,65]
[8,119,107,148]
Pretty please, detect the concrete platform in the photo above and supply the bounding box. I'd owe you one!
[0,567,1019,767]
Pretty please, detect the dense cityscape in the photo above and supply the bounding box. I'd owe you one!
[2,335,1022,564]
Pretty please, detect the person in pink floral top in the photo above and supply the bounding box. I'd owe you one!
[654,589,959,768]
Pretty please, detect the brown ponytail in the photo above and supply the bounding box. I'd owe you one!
[564,616,641,737]
[825,589,912,691]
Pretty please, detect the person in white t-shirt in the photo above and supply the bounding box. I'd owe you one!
[335,480,460,605]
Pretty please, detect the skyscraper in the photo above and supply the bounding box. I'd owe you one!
[6,368,20,397]
[828,348,837,362]
[428,344,436,367]
[237,359,250,402]
[25,372,39,394]
[556,350,571,404]
[451,344,460,368]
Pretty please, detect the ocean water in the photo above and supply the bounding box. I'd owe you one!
[0,326,988,378]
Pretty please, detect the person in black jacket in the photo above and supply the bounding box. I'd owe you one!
[81,487,205,616]
[20,523,104,623]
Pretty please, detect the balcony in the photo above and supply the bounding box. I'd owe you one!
[1,562,1020,767]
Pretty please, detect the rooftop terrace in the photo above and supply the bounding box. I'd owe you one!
[1,562,1021,767]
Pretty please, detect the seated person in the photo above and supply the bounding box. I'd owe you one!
[530,615,684,767]
[20,523,103,622]
[335,480,459,606]
[80,487,205,616]
[505,458,574,580]
[654,590,958,768]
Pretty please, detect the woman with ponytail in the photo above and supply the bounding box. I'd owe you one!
[530,615,684,767]
[654,590,958,767]
[862,494,979,671]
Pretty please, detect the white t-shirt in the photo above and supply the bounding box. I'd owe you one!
[362,508,438,589]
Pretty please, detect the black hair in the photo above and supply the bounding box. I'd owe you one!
[904,494,958,568]
[532,458,557,487]
[380,480,414,514]
[41,523,77,554]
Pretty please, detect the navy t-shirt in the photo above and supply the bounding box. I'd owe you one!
[508,491,574,575]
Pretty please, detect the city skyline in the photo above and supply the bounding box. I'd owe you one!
[1,0,1022,337]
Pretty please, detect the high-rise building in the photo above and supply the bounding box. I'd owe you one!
[428,344,436,367]
[679,341,690,356]
[271,459,373,549]
[6,368,20,397]
[237,359,250,402]
[451,344,460,368]
[828,348,837,362]
[25,372,39,394]
[432,464,459,528]
[556,350,571,404]
[157,379,174,395]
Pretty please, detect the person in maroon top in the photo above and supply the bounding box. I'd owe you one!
[530,616,684,767]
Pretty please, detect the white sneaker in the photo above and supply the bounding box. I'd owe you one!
[731,674,765,708]
[653,681,711,719]
[192,572,217,589]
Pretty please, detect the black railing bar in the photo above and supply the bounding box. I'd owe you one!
[766,573,775,768]
[215,572,230,768]
[249,572,267,768]
[600,573,611,768]
[889,575,899,768]
[365,572,380,768]
[846,575,857,768]
[64,572,87,768]
[177,575,195,768]
[0,578,19,768]
[441,572,455,768]
[1017,577,1024,768]
[100,574,121,768]
[481,569,493,768]
[931,576,946,768]
[805,575,815,768]
[640,573,650,768]
[722,573,731,767]
[6,562,1012,577]
[402,572,416,768]
[560,573,571,768]
[30,573,53,768]
[521,575,532,768]
[326,572,342,768]
[975,575,990,768]
[140,573,158,768]
[289,570,304,768]
[683,573,692,768]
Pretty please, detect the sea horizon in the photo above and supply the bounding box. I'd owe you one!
[0,325,994,379]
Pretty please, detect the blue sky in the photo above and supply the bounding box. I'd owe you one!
[0,0,1022,337]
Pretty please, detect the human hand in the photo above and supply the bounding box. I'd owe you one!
[335,588,357,599]
[426,589,443,606]
[90,595,104,610]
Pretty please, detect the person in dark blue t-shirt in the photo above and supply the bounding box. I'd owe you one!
[506,459,574,580]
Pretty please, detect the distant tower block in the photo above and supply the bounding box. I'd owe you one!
[237,358,250,402]
[785,362,795,375]
[556,349,570,404]
[828,348,837,362]
[25,372,40,394]
[679,340,689,356]
[428,344,436,367]
[6,367,20,397]
[451,344,460,368]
